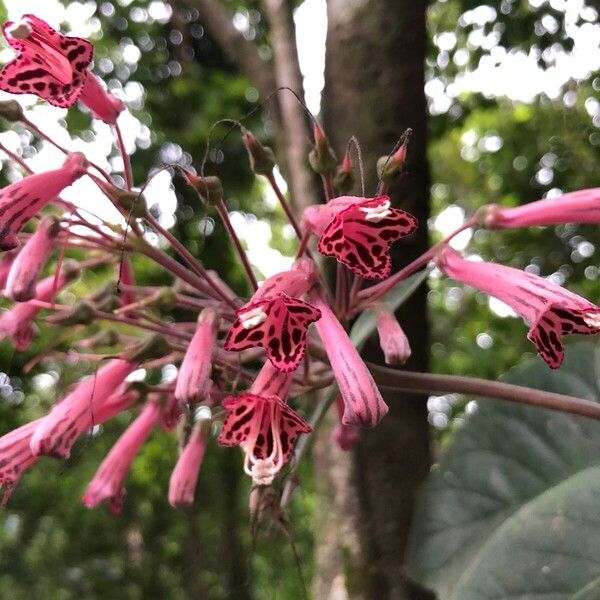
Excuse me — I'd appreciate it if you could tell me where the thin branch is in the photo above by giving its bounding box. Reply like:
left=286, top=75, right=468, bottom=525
left=369, top=364, right=600, bottom=421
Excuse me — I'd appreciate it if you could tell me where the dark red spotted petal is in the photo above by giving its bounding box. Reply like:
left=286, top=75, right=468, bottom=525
left=318, top=196, right=418, bottom=280
left=527, top=308, right=564, bottom=369
left=552, top=306, right=600, bottom=336
left=276, top=401, right=311, bottom=463
left=224, top=293, right=321, bottom=372
left=218, top=394, right=261, bottom=447
left=0, top=15, right=93, bottom=108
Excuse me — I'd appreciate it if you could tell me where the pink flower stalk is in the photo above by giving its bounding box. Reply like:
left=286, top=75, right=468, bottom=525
left=484, top=188, right=600, bottom=229
left=0, top=418, right=41, bottom=504
left=224, top=259, right=321, bottom=372
left=0, top=152, right=87, bottom=250
left=302, top=195, right=418, bottom=279
left=118, top=256, right=137, bottom=307
left=175, top=308, right=220, bottom=404
left=218, top=361, right=311, bottom=485
left=83, top=399, right=161, bottom=514
left=0, top=15, right=123, bottom=124
left=373, top=303, right=412, bottom=365
left=436, top=247, right=600, bottom=369
left=331, top=396, right=360, bottom=451
left=0, top=269, right=73, bottom=350
left=30, top=359, right=138, bottom=458
left=4, top=215, right=60, bottom=301
left=168, top=421, right=210, bottom=508
left=309, top=290, right=389, bottom=427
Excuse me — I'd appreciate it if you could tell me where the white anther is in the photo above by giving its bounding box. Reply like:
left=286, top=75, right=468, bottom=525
left=6, top=21, right=32, bottom=40
left=584, top=312, right=600, bottom=328
left=239, top=306, right=268, bottom=329
left=360, top=199, right=392, bottom=222
left=248, top=458, right=277, bottom=486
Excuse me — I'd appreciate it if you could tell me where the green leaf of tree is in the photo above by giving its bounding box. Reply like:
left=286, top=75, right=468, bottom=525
left=406, top=341, right=600, bottom=599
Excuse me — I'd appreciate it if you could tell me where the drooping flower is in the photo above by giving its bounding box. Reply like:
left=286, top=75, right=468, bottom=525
left=224, top=259, right=321, bottom=372
left=218, top=361, right=311, bottom=485
left=0, top=268, right=76, bottom=350
left=168, top=421, right=210, bottom=508
left=30, top=359, right=138, bottom=458
left=0, top=14, right=123, bottom=123
left=4, top=215, right=60, bottom=301
left=372, top=303, right=412, bottom=365
left=483, top=188, right=600, bottom=229
left=0, top=152, right=87, bottom=251
left=436, top=247, right=600, bottom=369
left=309, top=290, right=388, bottom=427
left=302, top=195, right=418, bottom=279
left=175, top=308, right=219, bottom=404
left=83, top=399, right=161, bottom=514
left=331, top=395, right=360, bottom=451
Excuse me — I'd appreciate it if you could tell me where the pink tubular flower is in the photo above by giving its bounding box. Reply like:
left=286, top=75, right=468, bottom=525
left=0, top=269, right=74, bottom=350
left=331, top=395, right=360, bottom=451
left=224, top=259, right=321, bottom=372
left=83, top=399, right=161, bottom=514
left=0, top=152, right=87, bottom=251
left=302, top=195, right=418, bottom=279
left=4, top=215, right=60, bottom=301
left=30, top=359, right=138, bottom=458
left=0, top=252, right=16, bottom=288
left=373, top=303, right=412, bottom=365
left=218, top=361, right=311, bottom=485
left=484, top=188, right=600, bottom=229
left=175, top=308, right=219, bottom=404
left=309, top=290, right=388, bottom=427
left=0, top=15, right=123, bottom=124
left=436, top=247, right=600, bottom=369
left=168, top=421, right=210, bottom=508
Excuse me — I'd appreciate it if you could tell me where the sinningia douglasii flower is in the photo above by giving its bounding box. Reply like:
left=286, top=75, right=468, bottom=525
left=0, top=11, right=599, bottom=515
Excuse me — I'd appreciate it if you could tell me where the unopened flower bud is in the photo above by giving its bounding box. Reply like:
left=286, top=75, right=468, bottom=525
left=100, top=182, right=147, bottom=218
left=372, top=303, right=412, bottom=365
left=333, top=151, right=355, bottom=194
left=78, top=329, right=120, bottom=349
left=47, top=301, right=95, bottom=326
left=183, top=172, right=223, bottom=206
left=377, top=143, right=408, bottom=186
left=0, top=99, right=24, bottom=122
left=242, top=128, right=276, bottom=175
left=308, top=123, right=337, bottom=175
left=123, top=333, right=171, bottom=363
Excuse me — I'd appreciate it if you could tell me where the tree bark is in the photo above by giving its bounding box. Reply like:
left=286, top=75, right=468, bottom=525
left=316, top=1, right=433, bottom=598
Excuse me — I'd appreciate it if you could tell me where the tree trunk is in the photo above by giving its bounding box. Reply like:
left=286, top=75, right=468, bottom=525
left=315, top=1, right=433, bottom=598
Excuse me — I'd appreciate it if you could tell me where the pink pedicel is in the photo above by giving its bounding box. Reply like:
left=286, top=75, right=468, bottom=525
left=0, top=152, right=87, bottom=251
left=168, top=422, right=209, bottom=508
left=4, top=215, right=60, bottom=301
left=302, top=195, right=418, bottom=279
left=30, top=359, right=137, bottom=458
left=309, top=290, right=388, bottom=427
left=218, top=361, right=310, bottom=485
left=82, top=399, right=161, bottom=514
left=436, top=247, right=600, bottom=369
left=224, top=260, right=321, bottom=372
left=484, top=188, right=600, bottom=229
left=175, top=308, right=220, bottom=404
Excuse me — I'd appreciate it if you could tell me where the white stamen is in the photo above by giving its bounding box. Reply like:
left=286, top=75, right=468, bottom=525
left=239, top=306, right=268, bottom=329
left=360, top=199, right=392, bottom=222
left=247, top=457, right=278, bottom=486
left=584, top=312, right=600, bottom=328
left=6, top=21, right=32, bottom=40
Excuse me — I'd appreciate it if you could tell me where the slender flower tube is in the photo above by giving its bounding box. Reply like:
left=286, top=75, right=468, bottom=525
left=373, top=303, right=412, bottom=365
left=168, top=421, right=210, bottom=508
left=83, top=399, right=161, bottom=514
left=302, top=195, right=418, bottom=279
left=218, top=361, right=311, bottom=485
left=436, top=247, right=600, bottom=369
left=484, top=188, right=600, bottom=229
left=224, top=259, right=321, bottom=372
left=0, top=251, right=16, bottom=288
left=0, top=15, right=123, bottom=123
left=30, top=359, right=138, bottom=458
left=0, top=152, right=87, bottom=250
left=331, top=396, right=360, bottom=451
left=4, top=215, right=60, bottom=301
left=175, top=308, right=219, bottom=405
left=309, top=290, right=389, bottom=427
left=0, top=268, right=74, bottom=350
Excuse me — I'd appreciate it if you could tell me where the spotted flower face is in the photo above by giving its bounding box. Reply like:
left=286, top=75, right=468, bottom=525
left=0, top=14, right=93, bottom=107
left=304, top=195, right=418, bottom=279
left=218, top=393, right=311, bottom=485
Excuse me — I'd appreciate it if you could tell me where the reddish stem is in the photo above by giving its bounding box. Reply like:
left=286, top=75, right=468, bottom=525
left=114, top=122, right=133, bottom=190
